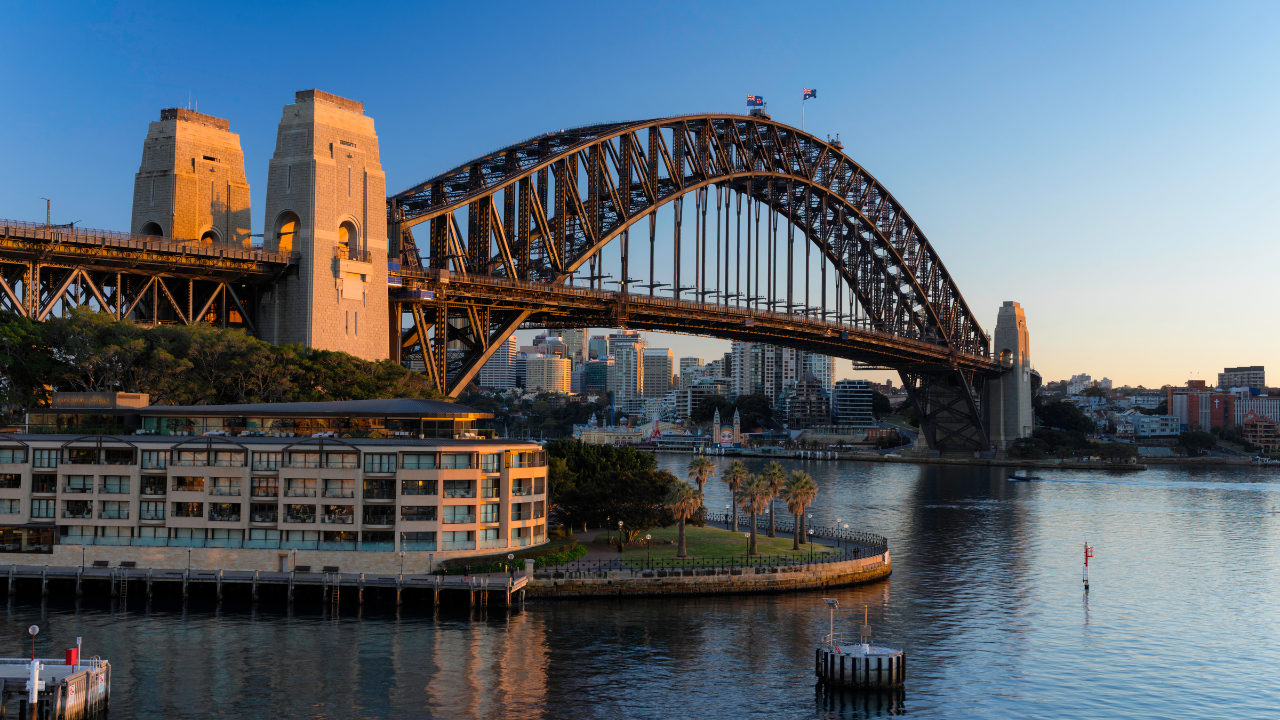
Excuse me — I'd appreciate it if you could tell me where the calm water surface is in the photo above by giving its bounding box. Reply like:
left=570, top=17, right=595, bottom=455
left=3, top=458, right=1277, bottom=719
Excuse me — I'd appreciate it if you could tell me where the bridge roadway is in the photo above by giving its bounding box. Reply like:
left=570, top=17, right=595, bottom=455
left=395, top=267, right=1006, bottom=374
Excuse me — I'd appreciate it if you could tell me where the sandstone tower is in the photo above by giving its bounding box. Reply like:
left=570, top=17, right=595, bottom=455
left=259, top=90, right=390, bottom=362
left=985, top=301, right=1034, bottom=452
left=130, top=108, right=251, bottom=244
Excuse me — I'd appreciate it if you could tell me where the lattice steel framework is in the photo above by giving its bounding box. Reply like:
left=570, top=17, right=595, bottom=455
left=388, top=114, right=1003, bottom=455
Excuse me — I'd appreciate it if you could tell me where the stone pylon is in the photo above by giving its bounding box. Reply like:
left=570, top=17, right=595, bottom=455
left=985, top=301, right=1033, bottom=452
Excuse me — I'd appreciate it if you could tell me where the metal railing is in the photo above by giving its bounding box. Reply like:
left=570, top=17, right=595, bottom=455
left=534, top=548, right=888, bottom=575
left=362, top=515, right=394, bottom=526
left=321, top=515, right=353, bottom=524
left=322, top=489, right=355, bottom=498
left=1, top=217, right=293, bottom=264
left=400, top=513, right=436, bottom=522
left=442, top=515, right=476, bottom=524
left=334, top=246, right=372, bottom=262
left=705, top=512, right=889, bottom=553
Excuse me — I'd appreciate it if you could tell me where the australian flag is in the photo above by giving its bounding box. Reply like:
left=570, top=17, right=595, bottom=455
left=747, top=94, right=764, bottom=107
left=803, top=88, right=818, bottom=99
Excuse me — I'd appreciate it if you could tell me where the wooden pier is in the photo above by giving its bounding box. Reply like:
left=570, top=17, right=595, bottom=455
left=0, top=657, right=109, bottom=719
left=1, top=564, right=527, bottom=608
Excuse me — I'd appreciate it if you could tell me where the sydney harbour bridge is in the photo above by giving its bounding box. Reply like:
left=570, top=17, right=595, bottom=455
left=0, top=106, right=1034, bottom=456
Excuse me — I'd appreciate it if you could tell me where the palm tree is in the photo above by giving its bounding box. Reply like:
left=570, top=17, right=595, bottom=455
left=762, top=461, right=786, bottom=538
left=721, top=460, right=748, bottom=531
left=783, top=470, right=818, bottom=550
left=687, top=455, right=714, bottom=496
left=665, top=482, right=703, bottom=558
left=738, top=474, right=772, bottom=556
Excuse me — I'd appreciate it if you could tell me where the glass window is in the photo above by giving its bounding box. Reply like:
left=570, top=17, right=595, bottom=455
left=141, top=476, right=167, bottom=495
left=251, top=477, right=279, bottom=497
left=99, top=501, right=129, bottom=519
left=0, top=449, right=26, bottom=464
left=171, top=502, right=203, bottom=518
left=440, top=530, right=474, bottom=550
left=176, top=450, right=207, bottom=466
left=285, top=478, right=316, bottom=497
left=480, top=453, right=501, bottom=472
left=363, top=478, right=394, bottom=499
left=364, top=454, right=397, bottom=473
left=64, top=475, right=93, bottom=493
left=401, top=453, right=437, bottom=470
left=211, top=451, right=244, bottom=467
left=511, top=526, right=531, bottom=546
left=141, top=450, right=168, bottom=469
left=362, top=508, right=394, bottom=525
left=511, top=503, right=530, bottom=521
left=440, top=453, right=472, bottom=469
left=63, top=448, right=96, bottom=464
left=323, top=479, right=355, bottom=498
left=209, top=503, right=241, bottom=522
left=32, top=474, right=56, bottom=494
left=210, top=478, right=241, bottom=496
left=326, top=453, right=358, bottom=469
left=250, top=503, right=278, bottom=523
left=102, top=448, right=134, bottom=465
left=63, top=500, right=92, bottom=519
left=30, top=499, right=54, bottom=518
left=401, top=479, right=437, bottom=496
left=101, top=476, right=129, bottom=494
left=480, top=503, right=500, bottom=523
left=400, top=505, right=437, bottom=521
left=288, top=452, right=321, bottom=469
left=512, top=477, right=532, bottom=496
left=534, top=477, right=546, bottom=495
left=284, top=505, right=316, bottom=523
left=481, top=477, right=500, bottom=498
left=443, top=480, right=475, bottom=498
left=33, top=450, right=58, bottom=468
left=510, top=451, right=546, bottom=468
left=402, top=531, right=436, bottom=551
left=534, top=500, right=545, bottom=519
left=442, top=505, right=475, bottom=524
left=0, top=500, right=19, bottom=514
left=252, top=452, right=282, bottom=471
left=322, top=505, right=353, bottom=524
left=172, top=476, right=204, bottom=492
left=0, top=474, right=20, bottom=489
left=140, top=501, right=165, bottom=520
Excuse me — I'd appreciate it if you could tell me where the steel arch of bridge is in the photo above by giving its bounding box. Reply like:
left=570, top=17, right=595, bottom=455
left=388, top=114, right=1005, bottom=454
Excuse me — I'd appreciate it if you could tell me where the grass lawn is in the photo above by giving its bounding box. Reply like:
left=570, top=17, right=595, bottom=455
left=597, top=524, right=836, bottom=562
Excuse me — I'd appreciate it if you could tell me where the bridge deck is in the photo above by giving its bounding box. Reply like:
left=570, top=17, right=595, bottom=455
left=396, top=268, right=1005, bottom=373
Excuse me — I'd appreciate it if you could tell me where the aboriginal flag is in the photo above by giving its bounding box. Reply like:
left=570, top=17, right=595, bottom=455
left=803, top=88, right=817, bottom=99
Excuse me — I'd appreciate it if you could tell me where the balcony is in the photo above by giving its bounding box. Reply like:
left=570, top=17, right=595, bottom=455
left=511, top=486, right=533, bottom=497
left=287, top=459, right=322, bottom=469
left=442, top=515, right=476, bottom=525
left=440, top=540, right=476, bottom=551
left=284, top=513, right=315, bottom=524
left=140, top=511, right=165, bottom=521
left=210, top=487, right=241, bottom=496
left=251, top=510, right=278, bottom=523
left=62, top=485, right=93, bottom=494
left=251, top=487, right=278, bottom=498
left=99, top=510, right=129, bottom=520
left=443, top=485, right=476, bottom=499
left=32, top=481, right=57, bottom=495
left=62, top=510, right=92, bottom=519
left=322, top=489, right=355, bottom=498
left=141, top=483, right=167, bottom=496
left=209, top=510, right=241, bottom=522
left=172, top=481, right=204, bottom=492
left=334, top=245, right=372, bottom=262
left=284, top=488, right=316, bottom=498
left=400, top=511, right=436, bottom=522
left=321, top=514, right=353, bottom=525
left=362, top=514, right=394, bottom=527
left=511, top=511, right=530, bottom=521
left=480, top=538, right=508, bottom=549
left=363, top=484, right=395, bottom=500
left=512, top=535, right=531, bottom=547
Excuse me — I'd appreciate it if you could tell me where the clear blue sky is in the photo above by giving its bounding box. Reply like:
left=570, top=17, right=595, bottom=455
left=2, top=1, right=1277, bottom=387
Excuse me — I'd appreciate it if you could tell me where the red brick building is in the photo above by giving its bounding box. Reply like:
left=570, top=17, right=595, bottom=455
left=1167, top=380, right=1234, bottom=431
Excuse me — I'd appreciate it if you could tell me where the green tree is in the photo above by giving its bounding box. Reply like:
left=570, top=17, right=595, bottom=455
left=1082, top=386, right=1108, bottom=399
left=691, top=394, right=734, bottom=424
left=665, top=481, right=702, bottom=558
left=721, top=460, right=748, bottom=531
left=871, top=391, right=893, bottom=418
left=1178, top=431, right=1216, bottom=456
left=732, top=394, right=775, bottom=431
left=1037, top=399, right=1096, bottom=433
left=686, top=455, right=714, bottom=495
left=761, top=461, right=786, bottom=538
left=783, top=470, right=818, bottom=550
left=738, top=474, right=772, bottom=556
left=1098, top=442, right=1137, bottom=461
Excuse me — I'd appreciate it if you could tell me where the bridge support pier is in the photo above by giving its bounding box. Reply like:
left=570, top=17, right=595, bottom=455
left=984, top=301, right=1034, bottom=454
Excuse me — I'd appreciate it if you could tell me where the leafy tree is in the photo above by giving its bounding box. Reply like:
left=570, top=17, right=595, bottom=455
left=1082, top=386, right=1108, bottom=399
left=732, top=394, right=775, bottom=431
left=665, top=482, right=702, bottom=558
left=761, top=461, right=786, bottom=538
left=1178, top=431, right=1217, bottom=456
left=544, top=438, right=657, bottom=529
left=874, top=433, right=910, bottom=449
left=1137, top=400, right=1168, bottom=416
left=1037, top=399, right=1096, bottom=433
left=871, top=391, right=893, bottom=418
left=738, top=474, right=772, bottom=556
left=782, top=470, right=817, bottom=550
left=1098, top=443, right=1137, bottom=461
left=589, top=469, right=679, bottom=543
left=898, top=402, right=920, bottom=428
left=1008, top=436, right=1050, bottom=459
left=691, top=394, right=734, bottom=424
left=721, top=460, right=748, bottom=531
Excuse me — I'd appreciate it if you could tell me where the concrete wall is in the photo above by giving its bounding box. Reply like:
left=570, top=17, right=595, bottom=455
left=527, top=551, right=890, bottom=598
left=46, top=544, right=493, bottom=574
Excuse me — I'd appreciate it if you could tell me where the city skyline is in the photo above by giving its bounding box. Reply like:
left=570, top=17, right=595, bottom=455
left=2, top=2, right=1278, bottom=386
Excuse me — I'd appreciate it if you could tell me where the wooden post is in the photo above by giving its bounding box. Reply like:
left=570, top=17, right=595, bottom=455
left=41, top=566, right=47, bottom=598
left=76, top=571, right=82, bottom=597
left=252, top=570, right=259, bottom=601
left=146, top=569, right=152, bottom=599
left=287, top=571, right=294, bottom=603
left=8, top=564, right=14, bottom=596
left=358, top=573, right=364, bottom=605
left=182, top=569, right=188, bottom=600
left=396, top=574, right=402, bottom=606
left=216, top=569, right=222, bottom=601
left=109, top=569, right=117, bottom=598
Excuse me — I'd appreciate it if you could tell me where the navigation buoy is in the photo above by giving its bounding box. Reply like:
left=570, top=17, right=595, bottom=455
left=814, top=600, right=905, bottom=690
left=1083, top=542, right=1094, bottom=590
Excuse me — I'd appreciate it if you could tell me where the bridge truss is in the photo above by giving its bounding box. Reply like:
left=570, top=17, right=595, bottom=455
left=388, top=114, right=1007, bottom=454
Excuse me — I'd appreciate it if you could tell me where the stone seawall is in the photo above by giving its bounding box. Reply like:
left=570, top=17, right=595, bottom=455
left=526, top=552, right=891, bottom=599
left=46, top=546, right=441, bottom=574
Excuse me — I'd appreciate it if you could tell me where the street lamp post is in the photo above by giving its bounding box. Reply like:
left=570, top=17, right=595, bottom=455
left=808, top=529, right=815, bottom=560
left=617, top=520, right=624, bottom=557
left=744, top=532, right=750, bottom=563
left=37, top=198, right=49, bottom=227
left=645, top=534, right=651, bottom=566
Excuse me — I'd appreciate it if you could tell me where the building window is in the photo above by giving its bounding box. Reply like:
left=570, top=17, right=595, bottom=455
left=480, top=453, right=501, bottom=472
left=443, top=480, right=475, bottom=498
left=176, top=451, right=208, bottom=467
left=480, top=503, right=500, bottom=523
left=99, top=501, right=129, bottom=520
left=326, top=453, right=357, bottom=469
left=323, top=479, right=355, bottom=498
left=402, top=531, right=436, bottom=551
left=101, top=476, right=129, bottom=494
left=0, top=449, right=26, bottom=464
left=534, top=477, right=546, bottom=495
left=251, top=477, right=279, bottom=497
left=0, top=500, right=19, bottom=515
left=172, top=502, right=203, bottom=518
left=511, top=503, right=530, bottom=521
left=284, top=505, right=316, bottom=523
left=33, top=450, right=58, bottom=468
left=362, top=508, right=393, bottom=526
left=442, top=505, right=475, bottom=524
left=64, top=475, right=93, bottom=494
left=209, top=503, right=241, bottom=522
left=322, top=505, right=353, bottom=524
left=64, top=500, right=93, bottom=519
left=511, top=526, right=531, bottom=547
left=481, top=477, right=500, bottom=499
left=285, top=478, right=317, bottom=497
left=479, top=527, right=504, bottom=549
left=401, top=479, right=437, bottom=496
left=140, top=502, right=165, bottom=520
left=253, top=452, right=282, bottom=471
left=400, top=505, right=437, bottom=522
left=338, top=221, right=358, bottom=258
left=0, top=474, right=19, bottom=489
left=440, top=453, right=473, bottom=469
left=288, top=452, right=321, bottom=469
left=30, top=500, right=54, bottom=519
left=509, top=451, right=546, bottom=468
left=172, top=477, right=204, bottom=492
left=211, top=451, right=245, bottom=467
left=32, top=475, right=56, bottom=494
left=211, top=478, right=241, bottom=496
left=141, top=477, right=166, bottom=496
left=363, top=478, right=394, bottom=499
left=141, top=450, right=168, bottom=469
left=511, top=478, right=532, bottom=497
left=440, top=530, right=474, bottom=551
left=401, top=453, right=437, bottom=470
left=534, top=500, right=545, bottom=519
left=250, top=503, right=278, bottom=523
left=364, top=454, right=397, bottom=473
left=102, top=448, right=134, bottom=465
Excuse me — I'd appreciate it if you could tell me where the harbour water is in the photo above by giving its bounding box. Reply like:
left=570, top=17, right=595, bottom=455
left=1, top=457, right=1276, bottom=719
